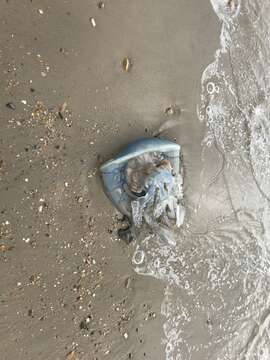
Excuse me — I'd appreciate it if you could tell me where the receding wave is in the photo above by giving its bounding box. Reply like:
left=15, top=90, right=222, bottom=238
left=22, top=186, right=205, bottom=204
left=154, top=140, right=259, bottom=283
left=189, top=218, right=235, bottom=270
left=133, top=1, right=270, bottom=359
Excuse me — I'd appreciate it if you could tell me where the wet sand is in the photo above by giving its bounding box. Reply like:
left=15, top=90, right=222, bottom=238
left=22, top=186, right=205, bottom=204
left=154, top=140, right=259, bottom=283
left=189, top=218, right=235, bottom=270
left=0, top=1, right=219, bottom=359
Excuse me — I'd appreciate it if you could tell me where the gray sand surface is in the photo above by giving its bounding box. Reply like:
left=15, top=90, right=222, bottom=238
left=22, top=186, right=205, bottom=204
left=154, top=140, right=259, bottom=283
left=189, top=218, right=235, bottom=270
left=0, top=1, right=219, bottom=359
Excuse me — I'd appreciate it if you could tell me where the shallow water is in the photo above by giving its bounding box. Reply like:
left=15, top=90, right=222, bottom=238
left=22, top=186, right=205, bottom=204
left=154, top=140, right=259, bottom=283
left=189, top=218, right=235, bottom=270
left=133, top=1, right=270, bottom=359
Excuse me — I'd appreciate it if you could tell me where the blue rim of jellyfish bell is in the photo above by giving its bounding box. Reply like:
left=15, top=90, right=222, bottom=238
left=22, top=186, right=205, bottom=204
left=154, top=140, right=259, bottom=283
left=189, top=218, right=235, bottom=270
left=100, top=137, right=181, bottom=217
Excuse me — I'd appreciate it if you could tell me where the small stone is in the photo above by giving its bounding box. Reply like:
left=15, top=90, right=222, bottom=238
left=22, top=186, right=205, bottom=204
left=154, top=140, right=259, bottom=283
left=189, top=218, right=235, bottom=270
left=38, top=9, right=44, bottom=15
left=98, top=1, right=105, bottom=8
left=6, top=102, right=16, bottom=110
left=21, top=100, right=27, bottom=105
left=77, top=196, right=83, bottom=203
left=165, top=106, right=174, bottom=115
left=123, top=332, right=129, bottom=339
left=0, top=244, right=8, bottom=253
left=149, top=311, right=156, bottom=319
left=90, top=17, right=96, bottom=27
left=164, top=105, right=181, bottom=116
left=80, top=318, right=90, bottom=330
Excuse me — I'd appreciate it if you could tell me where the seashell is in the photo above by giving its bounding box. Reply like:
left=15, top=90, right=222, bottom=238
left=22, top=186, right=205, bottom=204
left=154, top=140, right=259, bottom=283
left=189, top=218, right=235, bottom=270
left=122, top=57, right=132, bottom=72
left=90, top=17, right=96, bottom=28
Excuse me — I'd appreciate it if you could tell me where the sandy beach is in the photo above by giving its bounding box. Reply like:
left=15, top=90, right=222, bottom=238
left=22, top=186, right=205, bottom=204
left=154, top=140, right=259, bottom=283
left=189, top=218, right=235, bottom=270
left=0, top=1, right=220, bottom=359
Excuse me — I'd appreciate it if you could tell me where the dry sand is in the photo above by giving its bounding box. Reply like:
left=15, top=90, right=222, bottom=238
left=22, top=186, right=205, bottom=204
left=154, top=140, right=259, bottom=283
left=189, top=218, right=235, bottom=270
left=0, top=1, right=219, bottom=359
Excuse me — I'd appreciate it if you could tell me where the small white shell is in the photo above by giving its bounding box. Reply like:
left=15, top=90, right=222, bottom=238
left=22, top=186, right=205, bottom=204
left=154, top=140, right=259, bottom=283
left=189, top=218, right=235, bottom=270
left=90, top=17, right=96, bottom=28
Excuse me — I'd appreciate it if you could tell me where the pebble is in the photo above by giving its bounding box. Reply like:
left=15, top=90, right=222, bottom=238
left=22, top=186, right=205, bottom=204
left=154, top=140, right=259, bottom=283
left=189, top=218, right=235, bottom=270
left=98, top=1, right=105, bottom=9
left=0, top=244, right=8, bottom=253
left=38, top=9, right=44, bottom=15
left=80, top=316, right=91, bottom=330
left=76, top=196, right=83, bottom=203
left=165, top=106, right=174, bottom=115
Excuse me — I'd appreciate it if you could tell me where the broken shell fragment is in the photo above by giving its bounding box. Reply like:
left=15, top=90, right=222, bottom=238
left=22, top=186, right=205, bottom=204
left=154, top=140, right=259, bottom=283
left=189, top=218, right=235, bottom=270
left=6, top=102, right=16, bottom=110
left=66, top=350, right=76, bottom=360
left=122, top=57, right=132, bottom=72
left=228, top=0, right=236, bottom=11
left=58, top=101, right=67, bottom=118
left=90, top=17, right=96, bottom=28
